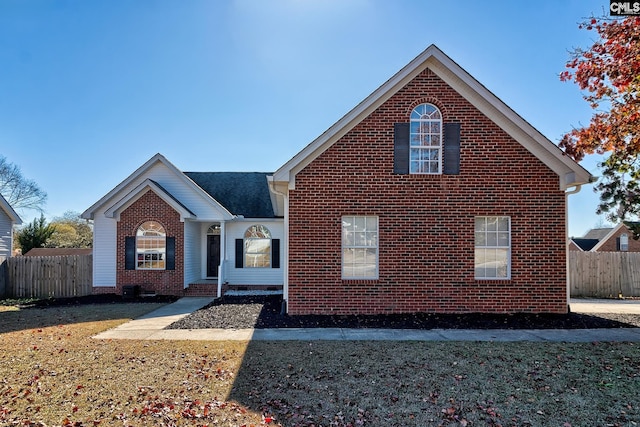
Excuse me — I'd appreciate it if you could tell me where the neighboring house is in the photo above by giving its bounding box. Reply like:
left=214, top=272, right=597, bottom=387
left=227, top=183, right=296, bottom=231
left=85, top=45, right=592, bottom=314
left=82, top=156, right=284, bottom=297
left=0, top=193, right=22, bottom=259
left=23, top=248, right=93, bottom=256
left=570, top=223, right=640, bottom=252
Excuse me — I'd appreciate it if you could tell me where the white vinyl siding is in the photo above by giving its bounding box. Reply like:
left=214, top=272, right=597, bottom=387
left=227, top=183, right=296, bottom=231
left=0, top=209, right=13, bottom=258
left=91, top=215, right=117, bottom=287
left=224, top=220, right=284, bottom=285
left=183, top=221, right=201, bottom=287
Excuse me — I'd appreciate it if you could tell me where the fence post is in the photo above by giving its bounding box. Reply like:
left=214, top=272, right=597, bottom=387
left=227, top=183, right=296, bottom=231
left=0, top=256, right=6, bottom=298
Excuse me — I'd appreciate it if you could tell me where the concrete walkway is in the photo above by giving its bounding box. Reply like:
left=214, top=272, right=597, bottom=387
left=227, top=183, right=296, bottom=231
left=92, top=297, right=640, bottom=342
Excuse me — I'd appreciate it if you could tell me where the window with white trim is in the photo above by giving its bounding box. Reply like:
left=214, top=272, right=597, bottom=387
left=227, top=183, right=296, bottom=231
left=244, top=225, right=272, bottom=268
left=475, top=216, right=510, bottom=279
left=342, top=216, right=378, bottom=279
left=410, top=103, right=442, bottom=174
left=136, top=221, right=166, bottom=269
left=620, top=233, right=629, bottom=251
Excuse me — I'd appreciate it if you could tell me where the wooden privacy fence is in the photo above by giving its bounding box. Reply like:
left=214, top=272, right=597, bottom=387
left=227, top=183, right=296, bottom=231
left=0, top=255, right=92, bottom=299
left=570, top=251, right=640, bottom=298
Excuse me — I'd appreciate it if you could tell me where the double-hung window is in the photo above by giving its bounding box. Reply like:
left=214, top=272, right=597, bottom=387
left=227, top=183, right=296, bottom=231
left=620, top=233, right=629, bottom=251
left=342, top=216, right=378, bottom=279
left=474, top=216, right=510, bottom=279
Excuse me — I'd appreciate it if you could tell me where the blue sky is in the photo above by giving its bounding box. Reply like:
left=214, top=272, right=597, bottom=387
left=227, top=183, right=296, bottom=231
left=0, top=0, right=613, bottom=236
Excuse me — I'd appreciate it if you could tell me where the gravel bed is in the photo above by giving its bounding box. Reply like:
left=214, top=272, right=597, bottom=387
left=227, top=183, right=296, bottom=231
left=165, top=295, right=640, bottom=330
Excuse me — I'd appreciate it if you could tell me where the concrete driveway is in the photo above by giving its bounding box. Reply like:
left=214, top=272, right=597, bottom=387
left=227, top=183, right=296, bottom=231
left=570, top=298, right=640, bottom=314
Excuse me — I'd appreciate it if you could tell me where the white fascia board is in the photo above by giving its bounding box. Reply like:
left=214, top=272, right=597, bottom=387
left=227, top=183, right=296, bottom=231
left=590, top=223, right=627, bottom=252
left=272, top=47, right=440, bottom=188
left=0, top=194, right=22, bottom=224
left=82, top=153, right=234, bottom=220
left=83, top=153, right=173, bottom=219
left=273, top=45, right=593, bottom=191
left=426, top=54, right=593, bottom=190
left=104, top=179, right=197, bottom=222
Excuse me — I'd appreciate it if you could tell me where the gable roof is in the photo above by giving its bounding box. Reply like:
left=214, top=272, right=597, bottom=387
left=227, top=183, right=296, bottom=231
left=590, top=223, right=631, bottom=252
left=583, top=227, right=614, bottom=240
left=103, top=179, right=198, bottom=221
left=273, top=44, right=593, bottom=190
left=185, top=172, right=277, bottom=218
left=0, top=193, right=22, bottom=225
left=570, top=238, right=600, bottom=251
left=82, top=154, right=234, bottom=221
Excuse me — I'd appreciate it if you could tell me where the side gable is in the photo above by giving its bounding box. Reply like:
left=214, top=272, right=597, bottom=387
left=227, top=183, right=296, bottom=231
left=273, top=44, right=592, bottom=190
left=570, top=238, right=599, bottom=251
left=104, top=179, right=197, bottom=221
left=591, top=223, right=634, bottom=252
left=0, top=193, right=22, bottom=225
left=82, top=153, right=234, bottom=221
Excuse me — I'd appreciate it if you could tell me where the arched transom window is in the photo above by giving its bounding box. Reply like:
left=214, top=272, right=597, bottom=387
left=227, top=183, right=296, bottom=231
left=244, top=225, right=271, bottom=268
left=410, top=103, right=442, bottom=174
left=136, top=221, right=166, bottom=269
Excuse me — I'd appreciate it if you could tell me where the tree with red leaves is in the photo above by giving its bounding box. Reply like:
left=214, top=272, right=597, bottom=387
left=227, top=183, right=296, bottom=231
left=560, top=16, right=640, bottom=236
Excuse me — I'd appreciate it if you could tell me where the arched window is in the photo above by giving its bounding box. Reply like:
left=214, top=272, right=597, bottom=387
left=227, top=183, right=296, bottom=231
left=244, top=225, right=271, bottom=268
left=136, top=221, right=166, bottom=269
left=410, top=103, right=442, bottom=174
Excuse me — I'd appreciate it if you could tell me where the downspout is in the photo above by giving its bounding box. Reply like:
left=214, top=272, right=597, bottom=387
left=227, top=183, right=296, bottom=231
left=565, top=184, right=583, bottom=312
left=268, top=178, right=289, bottom=314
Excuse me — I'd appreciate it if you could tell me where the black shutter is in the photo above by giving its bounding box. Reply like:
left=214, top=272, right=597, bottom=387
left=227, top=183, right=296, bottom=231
left=125, top=236, right=136, bottom=270
left=443, top=122, right=461, bottom=175
left=166, top=237, right=175, bottom=270
left=271, top=239, right=280, bottom=269
left=393, top=123, right=410, bottom=174
left=235, top=239, right=244, bottom=268
left=616, top=237, right=621, bottom=251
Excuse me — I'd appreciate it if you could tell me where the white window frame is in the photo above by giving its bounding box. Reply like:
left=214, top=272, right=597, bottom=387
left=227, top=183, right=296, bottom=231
left=136, top=221, right=166, bottom=270
left=620, top=233, right=629, bottom=251
left=410, top=103, right=442, bottom=174
left=474, top=216, right=511, bottom=280
left=244, top=224, right=272, bottom=268
left=342, top=216, right=379, bottom=279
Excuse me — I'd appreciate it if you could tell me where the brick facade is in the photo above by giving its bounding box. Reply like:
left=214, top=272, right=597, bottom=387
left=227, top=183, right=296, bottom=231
left=596, top=226, right=640, bottom=252
left=287, top=68, right=568, bottom=315
left=116, top=190, right=185, bottom=295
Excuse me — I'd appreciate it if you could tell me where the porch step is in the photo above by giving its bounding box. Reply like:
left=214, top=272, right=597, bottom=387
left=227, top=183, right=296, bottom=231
left=184, top=282, right=217, bottom=297
left=225, top=290, right=283, bottom=296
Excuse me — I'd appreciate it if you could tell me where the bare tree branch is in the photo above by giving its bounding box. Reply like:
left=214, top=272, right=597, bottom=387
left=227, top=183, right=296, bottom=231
left=0, top=155, right=47, bottom=214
